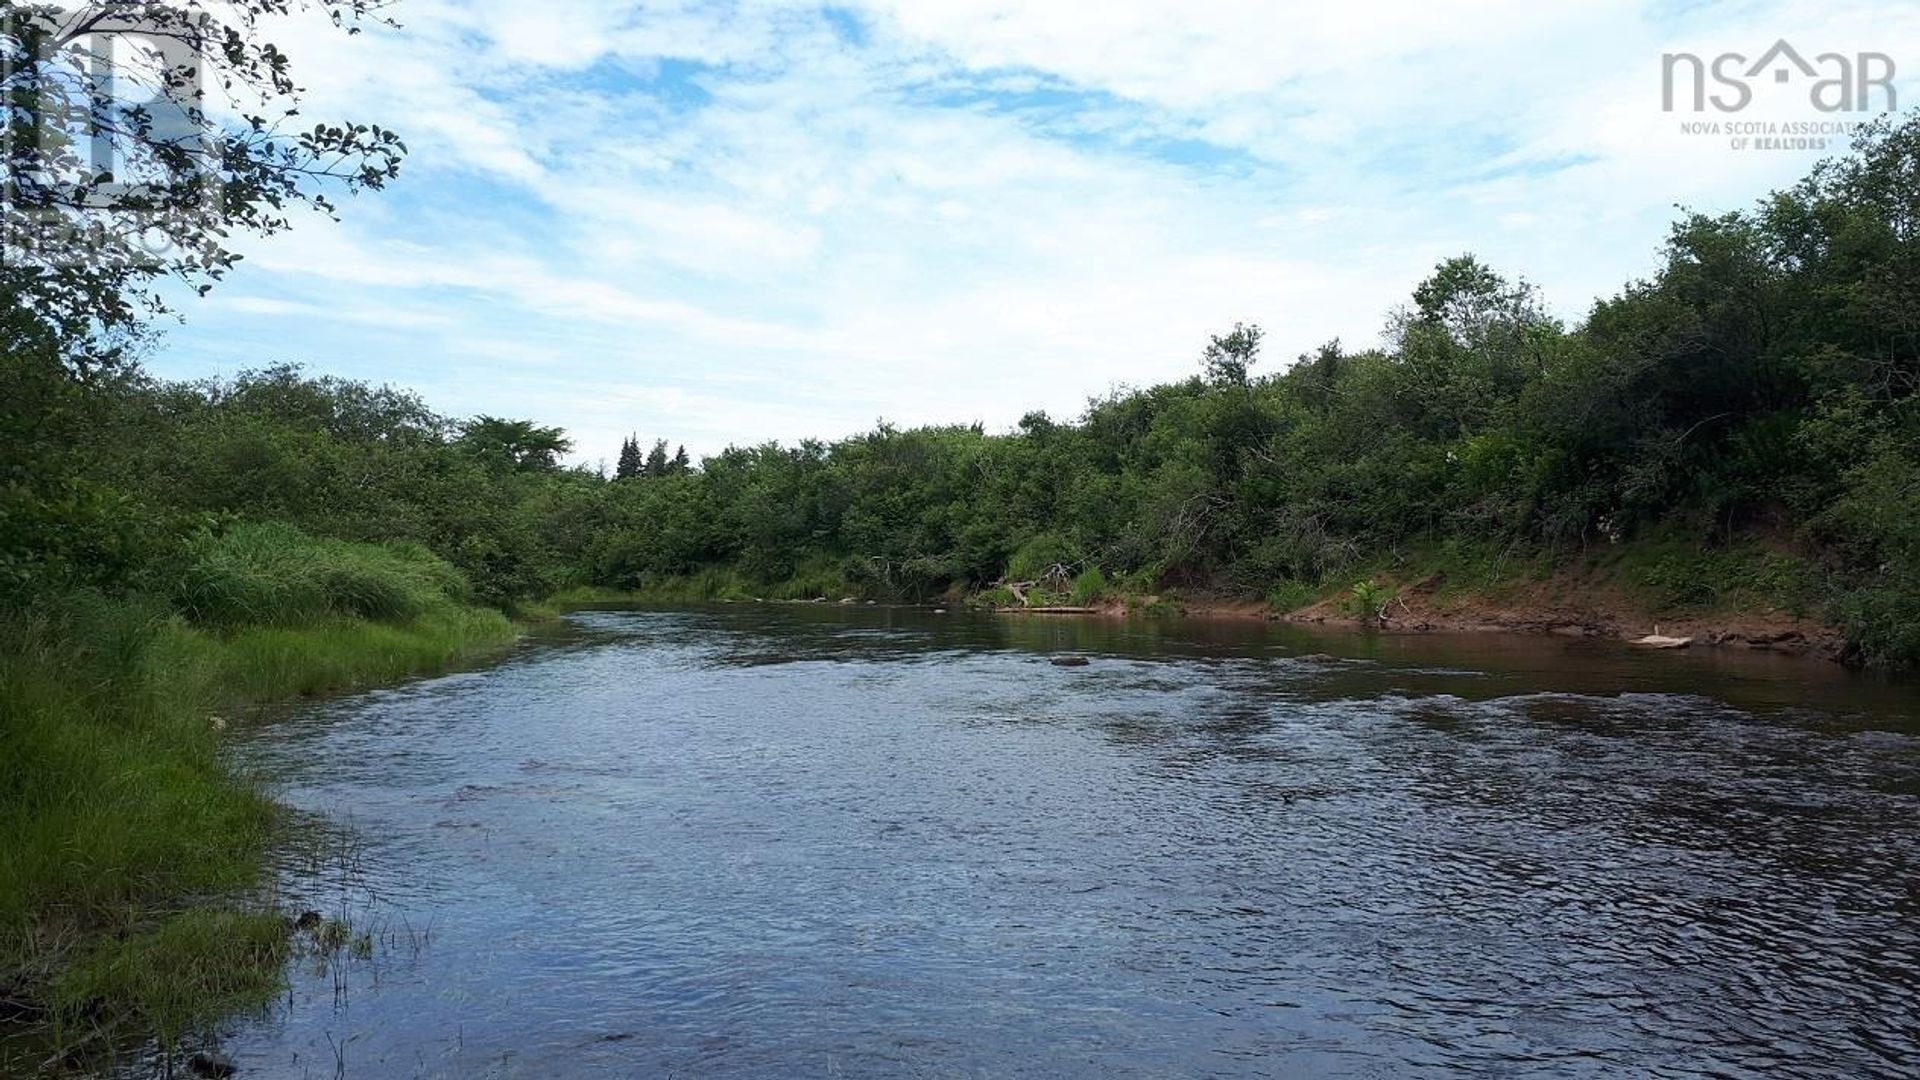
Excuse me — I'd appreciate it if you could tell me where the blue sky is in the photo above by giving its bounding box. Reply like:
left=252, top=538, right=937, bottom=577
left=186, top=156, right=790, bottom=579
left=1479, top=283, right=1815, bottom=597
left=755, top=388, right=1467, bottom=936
left=155, top=0, right=1917, bottom=468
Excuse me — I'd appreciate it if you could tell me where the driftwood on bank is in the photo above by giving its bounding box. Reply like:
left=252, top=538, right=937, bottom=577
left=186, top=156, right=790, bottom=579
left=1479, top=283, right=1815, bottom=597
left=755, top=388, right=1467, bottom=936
left=996, top=562, right=1079, bottom=609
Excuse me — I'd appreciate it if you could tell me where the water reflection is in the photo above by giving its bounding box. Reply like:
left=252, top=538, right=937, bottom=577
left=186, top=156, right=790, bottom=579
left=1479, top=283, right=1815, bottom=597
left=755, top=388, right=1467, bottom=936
left=156, top=608, right=1920, bottom=1075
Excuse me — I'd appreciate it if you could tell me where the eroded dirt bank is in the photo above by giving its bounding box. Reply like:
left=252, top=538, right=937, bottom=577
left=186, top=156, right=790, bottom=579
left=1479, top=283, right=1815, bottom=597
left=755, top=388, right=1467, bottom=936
left=997, top=576, right=1852, bottom=664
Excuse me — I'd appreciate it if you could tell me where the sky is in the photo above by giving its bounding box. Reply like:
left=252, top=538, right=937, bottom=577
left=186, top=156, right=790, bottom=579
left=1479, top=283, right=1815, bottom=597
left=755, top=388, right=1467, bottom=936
left=148, top=0, right=1919, bottom=468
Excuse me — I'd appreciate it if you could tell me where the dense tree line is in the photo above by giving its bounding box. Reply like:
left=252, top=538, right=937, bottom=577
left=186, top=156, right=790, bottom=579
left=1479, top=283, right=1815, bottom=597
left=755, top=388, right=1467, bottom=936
left=4, top=116, right=1917, bottom=664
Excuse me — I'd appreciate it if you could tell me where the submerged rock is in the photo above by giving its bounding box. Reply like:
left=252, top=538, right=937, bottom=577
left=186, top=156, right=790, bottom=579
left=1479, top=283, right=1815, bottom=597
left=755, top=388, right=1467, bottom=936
left=188, top=1050, right=237, bottom=1078
left=1051, top=656, right=1091, bottom=667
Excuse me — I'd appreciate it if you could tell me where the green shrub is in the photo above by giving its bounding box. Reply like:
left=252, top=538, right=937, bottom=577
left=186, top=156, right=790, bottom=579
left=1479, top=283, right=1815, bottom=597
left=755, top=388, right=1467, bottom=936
left=977, top=585, right=1018, bottom=608
left=1832, top=580, right=1920, bottom=668
left=1070, top=567, right=1109, bottom=605
left=167, top=523, right=471, bottom=626
left=1347, top=579, right=1394, bottom=623
left=774, top=555, right=850, bottom=602
left=1006, top=532, right=1080, bottom=582
left=1131, top=594, right=1180, bottom=617
left=1619, top=543, right=1818, bottom=616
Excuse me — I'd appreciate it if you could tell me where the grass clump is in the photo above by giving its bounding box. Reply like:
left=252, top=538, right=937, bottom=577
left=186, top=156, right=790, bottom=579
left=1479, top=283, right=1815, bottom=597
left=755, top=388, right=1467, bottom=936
left=1070, top=567, right=1110, bottom=605
left=168, top=523, right=470, bottom=626
left=51, top=909, right=290, bottom=1052
left=1264, top=579, right=1321, bottom=612
left=0, top=598, right=276, bottom=943
left=197, top=608, right=514, bottom=701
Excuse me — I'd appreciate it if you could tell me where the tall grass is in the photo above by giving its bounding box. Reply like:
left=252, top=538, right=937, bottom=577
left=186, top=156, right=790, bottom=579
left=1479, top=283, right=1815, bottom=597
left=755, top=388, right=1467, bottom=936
left=0, top=524, right=516, bottom=1061
left=167, top=523, right=472, bottom=626
left=0, top=597, right=275, bottom=942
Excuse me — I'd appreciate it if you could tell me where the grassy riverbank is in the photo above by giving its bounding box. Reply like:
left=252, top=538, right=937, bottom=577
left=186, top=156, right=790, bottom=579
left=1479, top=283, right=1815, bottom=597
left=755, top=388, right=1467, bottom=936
left=0, top=528, right=516, bottom=1064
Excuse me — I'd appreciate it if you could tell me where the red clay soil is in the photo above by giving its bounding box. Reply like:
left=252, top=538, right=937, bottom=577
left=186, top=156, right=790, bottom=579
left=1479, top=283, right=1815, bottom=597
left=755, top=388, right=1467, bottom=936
left=1271, top=570, right=1850, bottom=663
left=988, top=572, right=1850, bottom=663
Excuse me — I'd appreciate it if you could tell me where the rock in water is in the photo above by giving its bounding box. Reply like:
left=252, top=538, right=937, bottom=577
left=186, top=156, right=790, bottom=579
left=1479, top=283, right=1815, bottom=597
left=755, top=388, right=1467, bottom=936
left=1051, top=656, right=1091, bottom=667
left=189, top=1051, right=237, bottom=1078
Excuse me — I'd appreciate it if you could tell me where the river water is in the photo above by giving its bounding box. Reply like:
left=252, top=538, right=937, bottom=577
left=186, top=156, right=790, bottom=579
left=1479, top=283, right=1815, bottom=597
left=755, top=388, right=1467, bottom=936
left=213, top=605, right=1916, bottom=1078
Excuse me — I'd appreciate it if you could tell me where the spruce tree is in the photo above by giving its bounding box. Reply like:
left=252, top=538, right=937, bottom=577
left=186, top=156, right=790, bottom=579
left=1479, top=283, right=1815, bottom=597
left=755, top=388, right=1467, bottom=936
left=616, top=435, right=644, bottom=480
left=671, top=445, right=691, bottom=474
left=645, top=439, right=670, bottom=478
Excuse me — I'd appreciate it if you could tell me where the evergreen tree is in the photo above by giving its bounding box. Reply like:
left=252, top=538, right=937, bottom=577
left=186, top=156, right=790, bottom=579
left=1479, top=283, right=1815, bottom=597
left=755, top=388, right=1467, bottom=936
left=645, top=439, right=670, bottom=478
left=615, top=435, right=645, bottom=480
left=671, top=445, right=691, bottom=474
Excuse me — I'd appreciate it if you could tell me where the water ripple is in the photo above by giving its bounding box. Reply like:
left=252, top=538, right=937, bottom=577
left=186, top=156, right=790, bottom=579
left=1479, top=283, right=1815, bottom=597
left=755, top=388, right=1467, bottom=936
left=214, top=607, right=1920, bottom=1079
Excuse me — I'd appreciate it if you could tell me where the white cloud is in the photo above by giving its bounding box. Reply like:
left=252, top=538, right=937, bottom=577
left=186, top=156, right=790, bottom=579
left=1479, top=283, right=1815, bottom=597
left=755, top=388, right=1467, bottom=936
left=153, top=0, right=1920, bottom=462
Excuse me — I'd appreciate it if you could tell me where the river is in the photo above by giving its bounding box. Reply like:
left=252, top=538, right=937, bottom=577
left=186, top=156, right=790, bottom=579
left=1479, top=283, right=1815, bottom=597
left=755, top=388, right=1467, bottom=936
left=212, top=605, right=1916, bottom=1078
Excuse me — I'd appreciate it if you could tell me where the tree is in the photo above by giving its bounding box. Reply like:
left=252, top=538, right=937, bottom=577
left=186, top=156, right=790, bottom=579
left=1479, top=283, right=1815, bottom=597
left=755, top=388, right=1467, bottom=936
left=1391, top=256, right=1556, bottom=438
left=1202, top=322, right=1263, bottom=385
left=645, top=439, right=669, bottom=478
left=0, top=0, right=406, bottom=363
left=459, top=416, right=571, bottom=474
left=615, top=435, right=644, bottom=480
left=671, top=444, right=690, bottom=474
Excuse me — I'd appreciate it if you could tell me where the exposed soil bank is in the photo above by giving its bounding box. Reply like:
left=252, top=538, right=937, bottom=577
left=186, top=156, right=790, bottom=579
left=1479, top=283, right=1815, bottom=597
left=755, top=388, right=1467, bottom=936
left=1193, top=577, right=1843, bottom=663
left=989, top=575, right=1849, bottom=663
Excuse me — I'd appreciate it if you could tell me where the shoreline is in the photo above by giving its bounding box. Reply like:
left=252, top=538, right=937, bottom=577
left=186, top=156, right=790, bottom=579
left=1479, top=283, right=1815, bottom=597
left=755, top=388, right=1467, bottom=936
left=1271, top=605, right=1848, bottom=663
left=587, top=581, right=1854, bottom=666
left=988, top=590, right=1852, bottom=665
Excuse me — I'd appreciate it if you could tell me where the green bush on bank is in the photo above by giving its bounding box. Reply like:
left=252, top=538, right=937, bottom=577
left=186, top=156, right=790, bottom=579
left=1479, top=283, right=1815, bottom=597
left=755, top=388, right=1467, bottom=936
left=1071, top=567, right=1110, bottom=605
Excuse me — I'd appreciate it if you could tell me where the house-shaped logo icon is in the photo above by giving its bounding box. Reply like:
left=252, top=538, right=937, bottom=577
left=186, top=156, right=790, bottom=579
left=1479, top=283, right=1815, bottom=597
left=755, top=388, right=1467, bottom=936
left=1746, top=39, right=1819, bottom=83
